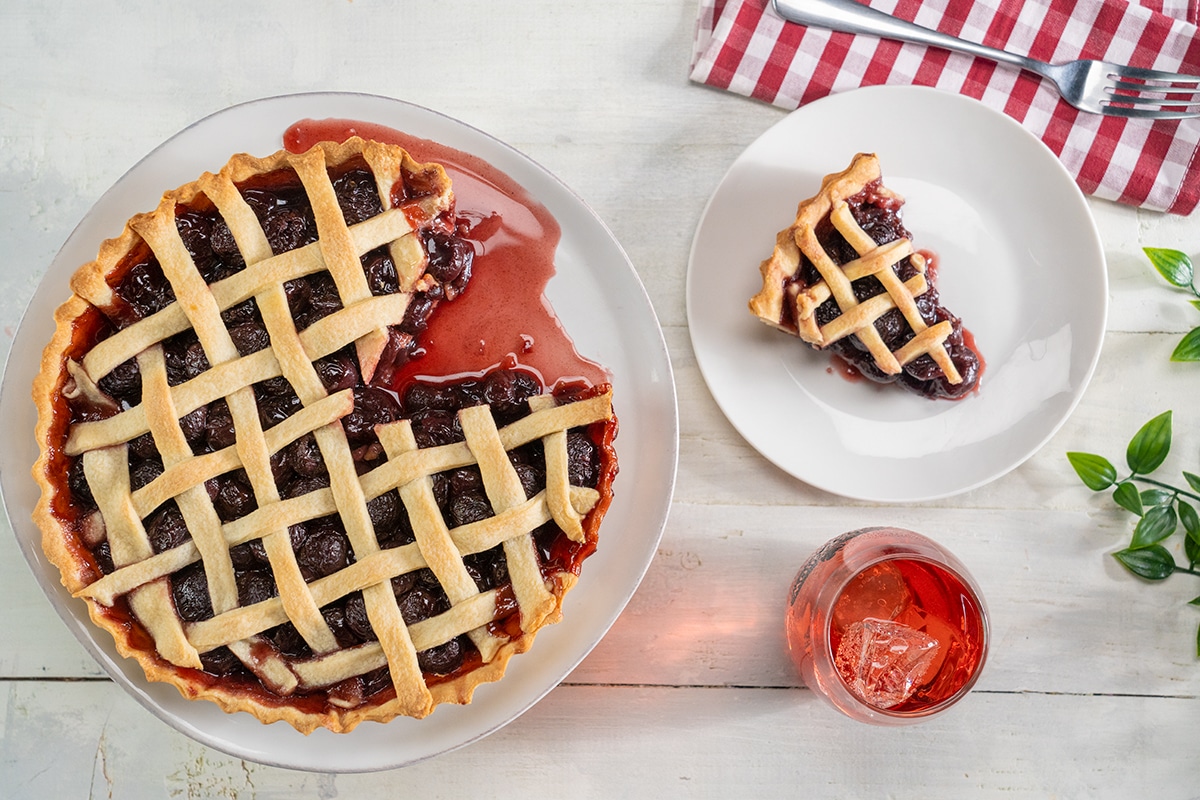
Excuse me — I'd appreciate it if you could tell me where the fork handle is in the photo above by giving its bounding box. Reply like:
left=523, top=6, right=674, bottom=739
left=771, top=0, right=1038, bottom=73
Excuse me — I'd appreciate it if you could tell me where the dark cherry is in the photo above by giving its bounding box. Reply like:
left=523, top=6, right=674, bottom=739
left=93, top=541, right=114, bottom=575
left=399, top=294, right=434, bottom=335
left=322, top=603, right=359, bottom=648
left=366, top=488, right=400, bottom=531
left=430, top=472, right=451, bottom=514
left=97, top=358, right=141, bottom=402
left=129, top=432, right=159, bottom=461
left=484, top=369, right=540, bottom=423
left=179, top=406, right=208, bottom=446
left=448, top=467, right=484, bottom=495
left=263, top=208, right=316, bottom=255
left=283, top=277, right=313, bottom=320
left=402, top=382, right=457, bottom=413
left=199, top=646, right=243, bottom=676
left=163, top=333, right=211, bottom=385
left=172, top=564, right=214, bottom=622
left=361, top=667, right=391, bottom=696
left=229, top=539, right=269, bottom=570
left=209, top=218, right=244, bottom=268
left=464, top=547, right=509, bottom=592
left=363, top=249, right=399, bottom=296
left=409, top=409, right=463, bottom=449
left=229, top=322, right=270, bottom=356
left=148, top=504, right=189, bottom=553
left=314, top=350, right=358, bottom=393
left=116, top=259, right=175, bottom=320
left=424, top=230, right=474, bottom=286
left=129, top=459, right=164, bottom=492
left=68, top=458, right=95, bottom=507
left=257, top=390, right=302, bottom=430
left=297, top=530, right=350, bottom=581
left=236, top=570, right=277, bottom=606
left=211, top=472, right=256, bottom=522
left=332, top=167, right=383, bottom=225
left=449, top=492, right=493, bottom=527
left=566, top=431, right=599, bottom=487
left=418, top=636, right=465, bottom=675
left=302, top=272, right=343, bottom=328
left=391, top=571, right=418, bottom=597
left=288, top=433, right=326, bottom=477
left=513, top=462, right=542, bottom=499
left=204, top=399, right=236, bottom=452
left=285, top=473, right=331, bottom=500
left=343, top=386, right=401, bottom=444
left=221, top=299, right=260, bottom=327
left=344, top=592, right=376, bottom=641
left=397, top=586, right=441, bottom=625
left=271, top=623, right=311, bottom=658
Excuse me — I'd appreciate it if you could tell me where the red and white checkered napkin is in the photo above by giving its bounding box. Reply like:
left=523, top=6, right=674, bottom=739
left=691, top=0, right=1200, bottom=214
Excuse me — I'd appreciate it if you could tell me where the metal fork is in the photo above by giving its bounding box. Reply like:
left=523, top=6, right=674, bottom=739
left=772, top=0, right=1200, bottom=119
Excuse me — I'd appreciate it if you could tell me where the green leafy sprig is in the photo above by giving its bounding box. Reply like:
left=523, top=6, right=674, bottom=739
left=1143, top=247, right=1200, bottom=361
left=1068, top=411, right=1200, bottom=654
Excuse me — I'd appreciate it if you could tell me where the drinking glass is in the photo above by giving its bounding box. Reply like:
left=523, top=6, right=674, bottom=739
left=785, top=527, right=989, bottom=724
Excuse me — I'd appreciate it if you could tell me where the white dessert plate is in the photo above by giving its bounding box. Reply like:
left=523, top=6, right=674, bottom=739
left=687, top=85, right=1107, bottom=502
left=0, top=92, right=678, bottom=772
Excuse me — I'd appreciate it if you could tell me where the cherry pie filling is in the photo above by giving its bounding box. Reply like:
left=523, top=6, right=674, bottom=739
left=784, top=180, right=980, bottom=400
left=44, top=155, right=616, bottom=712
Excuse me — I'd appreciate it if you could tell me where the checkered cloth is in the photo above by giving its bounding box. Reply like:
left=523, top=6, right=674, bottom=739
left=691, top=0, right=1200, bottom=214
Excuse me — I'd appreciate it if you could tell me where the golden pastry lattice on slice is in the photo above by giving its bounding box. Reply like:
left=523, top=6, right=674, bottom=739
left=31, top=137, right=618, bottom=732
left=749, top=152, right=981, bottom=400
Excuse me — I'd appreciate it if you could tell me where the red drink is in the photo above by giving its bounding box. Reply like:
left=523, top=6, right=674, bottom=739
left=786, top=528, right=988, bottom=724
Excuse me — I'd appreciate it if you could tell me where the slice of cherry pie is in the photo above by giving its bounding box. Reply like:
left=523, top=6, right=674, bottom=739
left=31, top=138, right=618, bottom=733
left=749, top=153, right=981, bottom=400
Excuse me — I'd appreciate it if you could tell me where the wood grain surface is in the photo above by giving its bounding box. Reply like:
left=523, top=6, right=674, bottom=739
left=2, top=1, right=1199, bottom=797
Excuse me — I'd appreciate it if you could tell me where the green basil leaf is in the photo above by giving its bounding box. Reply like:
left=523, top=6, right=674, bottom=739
left=1190, top=596, right=1200, bottom=607
left=1144, top=247, right=1195, bottom=287
left=1131, top=504, right=1177, bottom=548
left=1126, top=411, right=1172, bottom=475
left=1186, top=472, right=1200, bottom=493
left=1139, top=489, right=1174, bottom=508
left=1196, top=622, right=1200, bottom=659
left=1187, top=534, right=1200, bottom=568
left=1171, top=327, right=1200, bottom=362
left=1113, top=482, right=1144, bottom=516
left=1114, top=545, right=1176, bottom=580
left=1190, top=299, right=1200, bottom=312
left=1180, top=500, right=1200, bottom=539
left=1067, top=452, right=1117, bottom=490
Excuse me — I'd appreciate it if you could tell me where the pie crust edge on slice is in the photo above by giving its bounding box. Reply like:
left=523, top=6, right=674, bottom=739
left=748, top=152, right=980, bottom=399
left=30, top=138, right=618, bottom=733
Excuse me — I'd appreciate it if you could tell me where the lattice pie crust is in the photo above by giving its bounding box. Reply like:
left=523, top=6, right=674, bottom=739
left=31, top=138, right=617, bottom=732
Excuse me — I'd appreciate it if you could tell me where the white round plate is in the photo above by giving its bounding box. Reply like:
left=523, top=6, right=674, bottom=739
left=687, top=86, right=1107, bottom=502
left=0, top=93, right=678, bottom=772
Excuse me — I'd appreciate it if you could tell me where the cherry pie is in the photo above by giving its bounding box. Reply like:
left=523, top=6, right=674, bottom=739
left=31, top=138, right=617, bottom=732
left=749, top=153, right=981, bottom=399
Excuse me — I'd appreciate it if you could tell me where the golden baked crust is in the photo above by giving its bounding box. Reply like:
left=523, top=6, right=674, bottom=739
left=749, top=153, right=980, bottom=398
left=31, top=138, right=618, bottom=733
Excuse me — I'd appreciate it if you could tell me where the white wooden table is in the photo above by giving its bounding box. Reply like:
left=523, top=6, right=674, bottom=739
left=3, top=1, right=1199, bottom=796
